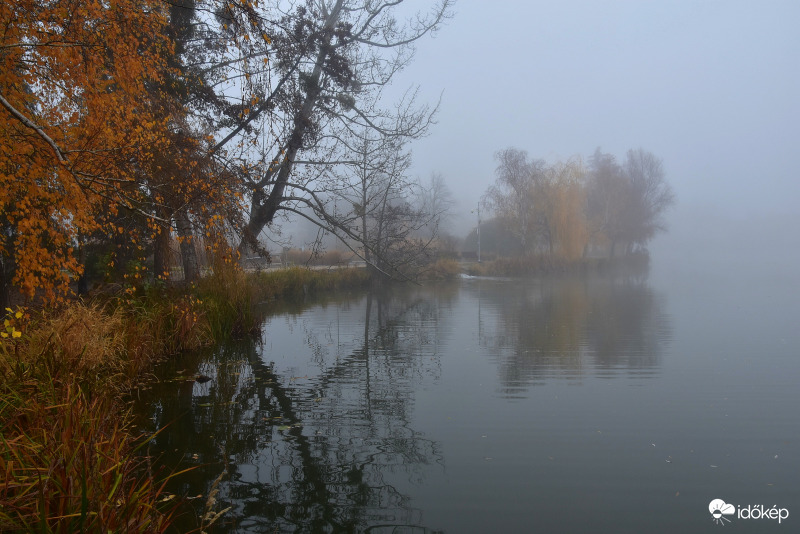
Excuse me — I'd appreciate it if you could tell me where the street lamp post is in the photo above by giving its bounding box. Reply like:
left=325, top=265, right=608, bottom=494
left=470, top=202, right=483, bottom=263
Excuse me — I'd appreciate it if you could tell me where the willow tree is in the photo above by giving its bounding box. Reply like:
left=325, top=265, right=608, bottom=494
left=543, top=158, right=588, bottom=260
left=485, top=148, right=545, bottom=255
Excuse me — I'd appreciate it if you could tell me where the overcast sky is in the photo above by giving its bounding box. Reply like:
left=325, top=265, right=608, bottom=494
left=388, top=0, right=800, bottom=272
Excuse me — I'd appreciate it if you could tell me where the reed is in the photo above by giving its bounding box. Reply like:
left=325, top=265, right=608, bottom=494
left=420, top=258, right=462, bottom=280
left=249, top=266, right=370, bottom=302
left=0, top=375, right=183, bottom=533
left=0, top=300, right=201, bottom=533
left=0, top=264, right=370, bottom=532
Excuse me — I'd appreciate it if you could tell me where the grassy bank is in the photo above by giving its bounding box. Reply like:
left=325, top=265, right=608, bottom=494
left=463, top=253, right=649, bottom=277
left=0, top=265, right=370, bottom=532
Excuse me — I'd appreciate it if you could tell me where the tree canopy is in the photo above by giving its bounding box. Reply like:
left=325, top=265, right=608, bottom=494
left=1, top=0, right=453, bottom=307
left=484, top=147, right=674, bottom=259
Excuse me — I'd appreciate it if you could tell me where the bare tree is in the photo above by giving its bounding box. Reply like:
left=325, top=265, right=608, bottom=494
left=421, top=171, right=455, bottom=238
left=324, top=125, right=441, bottom=279
left=622, top=148, right=675, bottom=249
left=218, top=0, right=453, bottom=257
left=586, top=147, right=674, bottom=256
left=146, top=0, right=451, bottom=275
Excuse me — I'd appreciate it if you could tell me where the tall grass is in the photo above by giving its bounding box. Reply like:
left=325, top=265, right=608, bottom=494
left=0, top=383, right=183, bottom=533
left=250, top=265, right=370, bottom=300
left=420, top=258, right=462, bottom=280
left=0, top=263, right=371, bottom=532
left=0, top=295, right=214, bottom=532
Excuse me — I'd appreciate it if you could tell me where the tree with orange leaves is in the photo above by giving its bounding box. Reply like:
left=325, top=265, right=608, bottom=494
left=0, top=0, right=177, bottom=306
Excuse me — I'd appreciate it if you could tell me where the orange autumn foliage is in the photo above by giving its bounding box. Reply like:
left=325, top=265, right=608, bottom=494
left=0, top=0, right=174, bottom=303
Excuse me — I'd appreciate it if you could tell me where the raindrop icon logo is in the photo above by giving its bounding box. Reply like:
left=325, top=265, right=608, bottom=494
left=709, top=499, right=735, bottom=525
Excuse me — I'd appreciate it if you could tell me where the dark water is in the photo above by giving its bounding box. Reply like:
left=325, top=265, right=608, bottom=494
left=139, top=267, right=800, bottom=533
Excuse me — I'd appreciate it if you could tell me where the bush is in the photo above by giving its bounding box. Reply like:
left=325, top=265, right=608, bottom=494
left=421, top=258, right=462, bottom=280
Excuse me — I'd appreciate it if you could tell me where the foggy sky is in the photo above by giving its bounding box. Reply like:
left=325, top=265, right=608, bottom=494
left=391, top=0, right=800, bottom=274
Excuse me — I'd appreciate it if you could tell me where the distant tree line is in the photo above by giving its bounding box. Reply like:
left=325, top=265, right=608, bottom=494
left=480, top=147, right=675, bottom=259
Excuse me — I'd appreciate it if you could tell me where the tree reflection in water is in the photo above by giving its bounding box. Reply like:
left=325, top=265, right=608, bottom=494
left=138, top=274, right=671, bottom=531
left=139, top=285, right=456, bottom=533
left=468, top=271, right=672, bottom=397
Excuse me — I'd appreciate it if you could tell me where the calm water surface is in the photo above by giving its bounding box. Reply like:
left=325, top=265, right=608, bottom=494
left=140, top=267, right=800, bottom=533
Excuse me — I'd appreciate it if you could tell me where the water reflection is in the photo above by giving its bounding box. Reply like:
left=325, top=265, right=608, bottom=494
left=138, top=275, right=671, bottom=531
left=468, top=274, right=672, bottom=396
left=141, top=286, right=456, bottom=533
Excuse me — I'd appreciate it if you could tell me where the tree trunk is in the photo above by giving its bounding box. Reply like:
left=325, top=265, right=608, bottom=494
left=237, top=1, right=343, bottom=256
left=176, top=209, right=200, bottom=282
left=0, top=252, right=12, bottom=310
left=152, top=214, right=172, bottom=282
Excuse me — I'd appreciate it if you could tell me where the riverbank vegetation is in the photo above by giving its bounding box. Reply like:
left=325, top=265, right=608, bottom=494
left=463, top=252, right=650, bottom=277
left=1, top=0, right=451, bottom=521
left=1, top=0, right=673, bottom=529
left=0, top=266, right=371, bottom=531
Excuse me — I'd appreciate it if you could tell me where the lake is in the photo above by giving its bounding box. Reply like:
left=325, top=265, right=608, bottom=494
left=139, top=263, right=800, bottom=533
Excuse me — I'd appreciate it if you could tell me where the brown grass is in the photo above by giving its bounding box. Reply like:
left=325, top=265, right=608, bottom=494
left=0, top=263, right=371, bottom=532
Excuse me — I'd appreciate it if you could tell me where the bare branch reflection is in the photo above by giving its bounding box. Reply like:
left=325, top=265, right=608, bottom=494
left=139, top=286, right=457, bottom=533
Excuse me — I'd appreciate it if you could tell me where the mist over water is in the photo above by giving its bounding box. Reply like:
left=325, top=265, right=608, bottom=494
left=138, top=2, right=800, bottom=530
left=138, top=255, right=800, bottom=532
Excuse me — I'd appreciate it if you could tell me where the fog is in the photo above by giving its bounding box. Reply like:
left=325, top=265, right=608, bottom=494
left=386, top=0, right=800, bottom=278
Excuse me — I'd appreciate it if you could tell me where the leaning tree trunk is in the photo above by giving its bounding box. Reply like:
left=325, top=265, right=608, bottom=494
left=237, top=2, right=343, bottom=255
